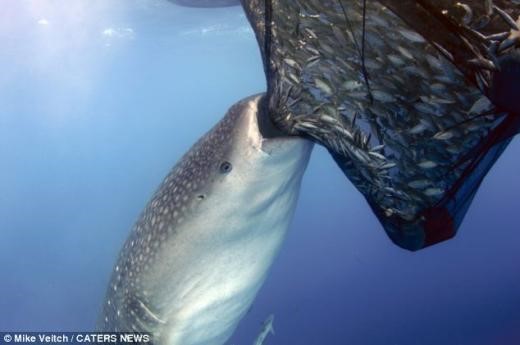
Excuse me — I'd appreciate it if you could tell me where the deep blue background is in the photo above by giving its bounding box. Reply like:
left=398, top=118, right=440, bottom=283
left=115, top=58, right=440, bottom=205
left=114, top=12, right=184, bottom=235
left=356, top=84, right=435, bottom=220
left=1, top=1, right=519, bottom=344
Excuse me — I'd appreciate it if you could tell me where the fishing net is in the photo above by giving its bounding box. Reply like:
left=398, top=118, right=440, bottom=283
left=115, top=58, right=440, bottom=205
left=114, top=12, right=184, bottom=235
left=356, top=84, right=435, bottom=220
left=242, top=0, right=520, bottom=250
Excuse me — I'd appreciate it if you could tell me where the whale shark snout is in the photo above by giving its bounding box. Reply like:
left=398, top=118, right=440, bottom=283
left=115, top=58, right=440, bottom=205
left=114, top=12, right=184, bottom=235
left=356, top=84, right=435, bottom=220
left=99, top=94, right=312, bottom=345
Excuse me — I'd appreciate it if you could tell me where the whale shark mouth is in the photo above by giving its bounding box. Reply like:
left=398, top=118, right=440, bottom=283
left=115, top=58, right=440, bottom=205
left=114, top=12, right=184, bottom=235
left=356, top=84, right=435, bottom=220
left=241, top=0, right=520, bottom=250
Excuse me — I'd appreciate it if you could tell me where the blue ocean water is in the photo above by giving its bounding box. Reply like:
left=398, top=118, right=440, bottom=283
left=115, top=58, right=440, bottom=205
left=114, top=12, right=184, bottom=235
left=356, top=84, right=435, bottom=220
left=1, top=1, right=519, bottom=344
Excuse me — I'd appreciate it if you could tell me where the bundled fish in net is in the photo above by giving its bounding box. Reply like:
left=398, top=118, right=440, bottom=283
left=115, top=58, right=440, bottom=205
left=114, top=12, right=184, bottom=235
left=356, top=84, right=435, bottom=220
left=242, top=0, right=520, bottom=250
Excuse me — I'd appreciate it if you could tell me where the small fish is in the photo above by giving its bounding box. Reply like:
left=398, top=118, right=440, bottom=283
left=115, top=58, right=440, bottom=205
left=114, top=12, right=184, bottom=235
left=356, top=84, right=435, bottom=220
left=493, top=5, right=519, bottom=31
left=342, top=80, right=363, bottom=91
left=304, top=27, right=318, bottom=39
left=418, top=160, right=438, bottom=169
left=284, top=58, right=300, bottom=69
left=467, top=57, right=497, bottom=71
left=304, top=45, right=320, bottom=55
left=397, top=46, right=414, bottom=60
left=320, top=114, right=338, bottom=124
left=425, top=54, right=444, bottom=71
left=433, top=42, right=454, bottom=61
left=314, top=77, right=333, bottom=95
left=372, top=90, right=397, bottom=103
left=335, top=126, right=354, bottom=141
left=388, top=54, right=406, bottom=66
left=294, top=121, right=319, bottom=130
left=420, top=95, right=456, bottom=105
left=371, top=144, right=385, bottom=152
left=368, top=151, right=386, bottom=160
left=288, top=72, right=300, bottom=84
left=414, top=102, right=441, bottom=116
left=468, top=96, right=492, bottom=114
left=398, top=29, right=426, bottom=43
left=379, top=162, right=397, bottom=170
left=424, top=188, right=444, bottom=197
left=407, top=179, right=431, bottom=189
left=433, top=130, right=456, bottom=141
left=430, top=83, right=447, bottom=92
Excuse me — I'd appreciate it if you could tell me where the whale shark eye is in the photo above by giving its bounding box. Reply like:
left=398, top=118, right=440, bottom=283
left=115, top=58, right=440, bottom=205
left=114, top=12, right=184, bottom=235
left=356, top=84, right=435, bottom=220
left=219, top=161, right=232, bottom=174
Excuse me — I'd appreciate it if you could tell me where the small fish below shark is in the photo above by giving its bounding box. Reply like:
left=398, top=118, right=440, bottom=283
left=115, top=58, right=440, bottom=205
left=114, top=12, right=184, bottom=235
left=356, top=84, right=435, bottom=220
left=98, top=95, right=312, bottom=344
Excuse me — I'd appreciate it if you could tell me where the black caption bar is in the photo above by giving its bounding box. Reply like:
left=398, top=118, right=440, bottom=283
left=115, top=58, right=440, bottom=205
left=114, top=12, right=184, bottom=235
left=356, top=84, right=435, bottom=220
left=0, top=333, right=152, bottom=344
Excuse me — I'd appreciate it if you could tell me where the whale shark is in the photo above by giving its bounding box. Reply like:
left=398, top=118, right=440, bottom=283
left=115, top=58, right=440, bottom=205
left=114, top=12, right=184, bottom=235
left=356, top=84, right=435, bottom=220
left=98, top=95, right=312, bottom=344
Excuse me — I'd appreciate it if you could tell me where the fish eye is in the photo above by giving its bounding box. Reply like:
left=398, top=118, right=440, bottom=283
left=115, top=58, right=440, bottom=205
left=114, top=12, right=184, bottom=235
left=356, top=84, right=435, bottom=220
left=219, top=161, right=232, bottom=174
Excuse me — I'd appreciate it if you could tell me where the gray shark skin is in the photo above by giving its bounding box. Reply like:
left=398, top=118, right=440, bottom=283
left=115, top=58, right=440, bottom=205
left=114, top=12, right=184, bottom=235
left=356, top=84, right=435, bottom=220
left=98, top=94, right=312, bottom=345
